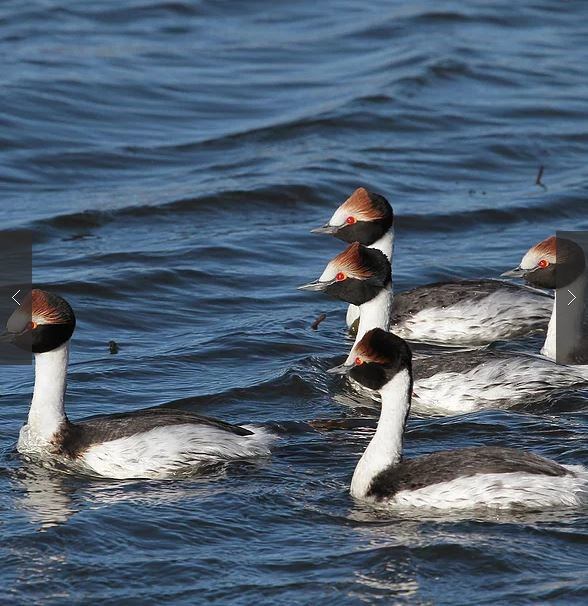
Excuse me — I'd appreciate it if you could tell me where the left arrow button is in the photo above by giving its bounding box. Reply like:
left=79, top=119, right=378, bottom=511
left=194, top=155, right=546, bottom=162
left=12, top=289, right=21, bottom=305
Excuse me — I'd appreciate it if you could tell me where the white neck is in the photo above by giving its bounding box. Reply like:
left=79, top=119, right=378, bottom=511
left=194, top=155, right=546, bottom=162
left=350, top=369, right=411, bottom=498
left=541, top=302, right=556, bottom=360
left=346, top=286, right=392, bottom=364
left=346, top=228, right=394, bottom=328
left=28, top=342, right=69, bottom=441
left=369, top=228, right=394, bottom=261
left=541, top=272, right=586, bottom=362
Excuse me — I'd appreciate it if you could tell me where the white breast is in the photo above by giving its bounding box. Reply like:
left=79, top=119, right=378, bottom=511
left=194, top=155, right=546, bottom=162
left=79, top=424, right=273, bottom=479
left=346, top=304, right=360, bottom=328
left=366, top=465, right=588, bottom=510
left=17, top=424, right=54, bottom=455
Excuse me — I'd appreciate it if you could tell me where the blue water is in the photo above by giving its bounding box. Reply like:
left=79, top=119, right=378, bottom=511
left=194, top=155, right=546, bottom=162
left=1, top=1, right=588, bottom=603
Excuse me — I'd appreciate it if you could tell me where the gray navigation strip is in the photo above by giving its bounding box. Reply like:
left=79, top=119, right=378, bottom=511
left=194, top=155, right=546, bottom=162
left=0, top=229, right=32, bottom=365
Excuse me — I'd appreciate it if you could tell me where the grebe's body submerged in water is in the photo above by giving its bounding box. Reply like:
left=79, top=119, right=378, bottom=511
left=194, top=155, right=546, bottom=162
left=301, top=239, right=588, bottom=414
left=312, top=188, right=552, bottom=346
left=329, top=329, right=588, bottom=510
left=2, top=290, right=273, bottom=479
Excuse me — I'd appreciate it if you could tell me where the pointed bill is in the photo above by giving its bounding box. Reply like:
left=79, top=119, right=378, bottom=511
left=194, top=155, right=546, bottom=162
left=297, top=280, right=334, bottom=292
left=310, top=224, right=339, bottom=235
left=501, top=266, right=526, bottom=278
left=327, top=362, right=353, bottom=375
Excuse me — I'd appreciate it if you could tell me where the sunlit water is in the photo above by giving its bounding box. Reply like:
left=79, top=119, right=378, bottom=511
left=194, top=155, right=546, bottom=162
left=1, top=1, right=588, bottom=603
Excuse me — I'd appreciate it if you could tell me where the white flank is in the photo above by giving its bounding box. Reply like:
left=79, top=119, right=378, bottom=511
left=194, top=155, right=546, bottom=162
left=81, top=424, right=274, bottom=479
left=393, top=289, right=552, bottom=346
left=369, top=465, right=588, bottom=511
left=413, top=356, right=588, bottom=415
left=16, top=334, right=275, bottom=479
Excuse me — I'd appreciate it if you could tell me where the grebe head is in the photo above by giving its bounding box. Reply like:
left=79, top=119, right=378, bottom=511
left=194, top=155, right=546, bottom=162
left=311, top=187, right=393, bottom=246
left=298, top=242, right=391, bottom=306
left=502, top=235, right=585, bottom=289
left=328, top=328, right=412, bottom=391
left=1, top=289, right=76, bottom=353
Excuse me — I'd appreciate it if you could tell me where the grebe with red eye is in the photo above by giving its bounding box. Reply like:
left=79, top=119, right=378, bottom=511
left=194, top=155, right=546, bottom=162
left=311, top=188, right=552, bottom=345
left=328, top=328, right=588, bottom=510
left=1, top=290, right=273, bottom=479
left=301, top=238, right=588, bottom=414
left=311, top=188, right=394, bottom=329
left=502, top=235, right=588, bottom=363
left=413, top=236, right=588, bottom=412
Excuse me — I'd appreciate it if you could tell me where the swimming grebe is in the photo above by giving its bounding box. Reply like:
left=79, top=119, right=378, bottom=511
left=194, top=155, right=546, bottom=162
left=299, top=242, right=392, bottom=350
left=329, top=328, right=587, bottom=509
left=502, top=235, right=587, bottom=363
left=311, top=188, right=552, bottom=345
left=2, top=290, right=273, bottom=479
left=311, top=187, right=394, bottom=328
left=301, top=240, right=588, bottom=414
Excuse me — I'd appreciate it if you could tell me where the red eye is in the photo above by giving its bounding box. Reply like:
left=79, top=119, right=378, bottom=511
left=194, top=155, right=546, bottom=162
left=345, top=216, right=356, bottom=225
left=538, top=259, right=549, bottom=269
left=26, top=321, right=38, bottom=331
left=355, top=357, right=363, bottom=366
left=335, top=272, right=346, bottom=281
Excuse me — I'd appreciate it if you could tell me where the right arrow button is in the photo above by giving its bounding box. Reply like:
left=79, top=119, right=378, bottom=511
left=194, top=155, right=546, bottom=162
left=567, top=289, right=577, bottom=306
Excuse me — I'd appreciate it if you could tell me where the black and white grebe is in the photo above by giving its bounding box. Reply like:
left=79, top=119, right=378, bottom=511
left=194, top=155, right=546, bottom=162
left=2, top=290, right=273, bottom=479
left=301, top=241, right=588, bottom=414
left=502, top=235, right=587, bottom=363
left=329, top=328, right=587, bottom=510
left=299, top=242, right=392, bottom=348
left=311, top=187, right=394, bottom=329
left=415, top=235, right=588, bottom=412
left=311, top=188, right=552, bottom=345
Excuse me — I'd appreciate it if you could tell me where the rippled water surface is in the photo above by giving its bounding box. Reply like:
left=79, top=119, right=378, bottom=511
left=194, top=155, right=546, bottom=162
left=2, top=1, right=588, bottom=603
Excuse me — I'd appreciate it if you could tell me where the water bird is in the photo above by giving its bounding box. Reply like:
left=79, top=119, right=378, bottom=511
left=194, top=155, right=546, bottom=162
left=502, top=235, right=587, bottom=363
left=300, top=240, right=588, bottom=413
left=311, top=187, right=394, bottom=329
left=311, top=188, right=552, bottom=346
left=329, top=328, right=588, bottom=510
left=1, top=290, right=273, bottom=479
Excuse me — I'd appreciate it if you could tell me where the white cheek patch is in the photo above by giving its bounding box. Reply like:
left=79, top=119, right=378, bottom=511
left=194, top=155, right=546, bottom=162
left=5, top=307, right=42, bottom=333
left=319, top=260, right=339, bottom=282
left=520, top=249, right=555, bottom=270
left=6, top=307, right=29, bottom=332
left=345, top=348, right=362, bottom=366
left=520, top=249, right=540, bottom=270
left=346, top=342, right=360, bottom=359
left=6, top=306, right=53, bottom=333
left=329, top=205, right=350, bottom=227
